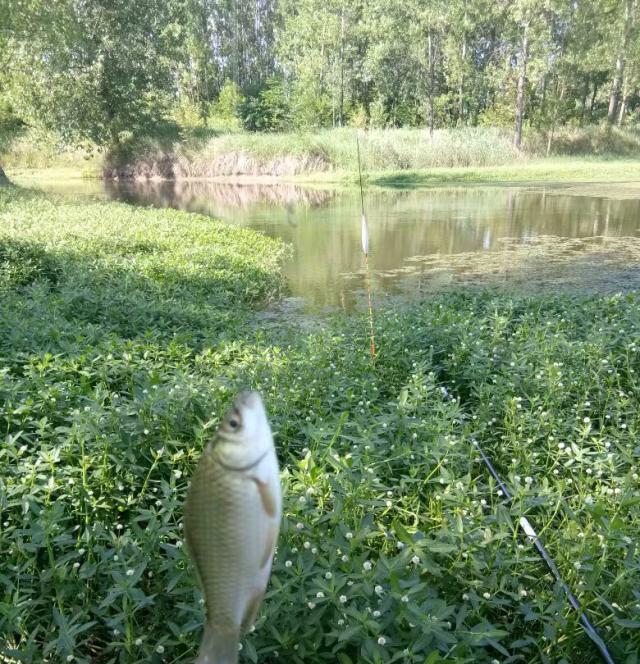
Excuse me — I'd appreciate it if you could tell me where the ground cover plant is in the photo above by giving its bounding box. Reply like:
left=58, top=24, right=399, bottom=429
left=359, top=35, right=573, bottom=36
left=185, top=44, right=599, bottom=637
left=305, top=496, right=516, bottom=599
left=1, top=186, right=639, bottom=663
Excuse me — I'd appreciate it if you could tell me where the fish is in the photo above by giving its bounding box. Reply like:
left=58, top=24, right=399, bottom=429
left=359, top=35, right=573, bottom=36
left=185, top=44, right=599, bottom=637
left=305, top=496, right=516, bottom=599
left=183, top=391, right=281, bottom=664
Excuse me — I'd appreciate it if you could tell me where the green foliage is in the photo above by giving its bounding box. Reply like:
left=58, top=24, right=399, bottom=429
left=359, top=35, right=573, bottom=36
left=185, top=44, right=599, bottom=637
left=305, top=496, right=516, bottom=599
left=1, top=0, right=182, bottom=146
left=2, top=0, right=639, bottom=147
left=1, top=186, right=639, bottom=662
left=213, top=80, right=245, bottom=122
left=0, top=238, right=61, bottom=289
left=238, top=78, right=292, bottom=133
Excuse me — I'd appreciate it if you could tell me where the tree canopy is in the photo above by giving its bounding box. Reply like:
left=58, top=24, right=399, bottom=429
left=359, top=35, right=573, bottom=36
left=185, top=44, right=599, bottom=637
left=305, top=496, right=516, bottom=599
left=1, top=0, right=638, bottom=145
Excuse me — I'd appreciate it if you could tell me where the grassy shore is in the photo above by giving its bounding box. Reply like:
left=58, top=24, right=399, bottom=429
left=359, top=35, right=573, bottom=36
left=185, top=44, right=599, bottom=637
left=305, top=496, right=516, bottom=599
left=3, top=125, right=640, bottom=185
left=7, top=156, right=640, bottom=192
left=1, top=184, right=639, bottom=662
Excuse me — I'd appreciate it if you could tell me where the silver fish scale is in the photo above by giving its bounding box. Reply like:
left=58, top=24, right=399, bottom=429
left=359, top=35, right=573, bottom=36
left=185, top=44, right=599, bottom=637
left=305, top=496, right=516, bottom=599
left=184, top=445, right=271, bottom=636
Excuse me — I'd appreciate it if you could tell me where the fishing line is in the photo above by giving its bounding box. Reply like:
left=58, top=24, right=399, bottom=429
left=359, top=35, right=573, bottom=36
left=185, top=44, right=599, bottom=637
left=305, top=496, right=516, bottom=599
left=470, top=437, right=616, bottom=664
left=356, top=132, right=376, bottom=358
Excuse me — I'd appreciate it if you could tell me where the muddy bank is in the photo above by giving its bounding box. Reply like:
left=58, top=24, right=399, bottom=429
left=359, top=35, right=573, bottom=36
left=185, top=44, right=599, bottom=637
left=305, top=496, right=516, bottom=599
left=103, top=149, right=332, bottom=180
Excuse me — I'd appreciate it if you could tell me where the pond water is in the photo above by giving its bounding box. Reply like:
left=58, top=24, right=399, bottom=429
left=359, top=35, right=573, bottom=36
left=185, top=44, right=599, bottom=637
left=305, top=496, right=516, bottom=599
left=26, top=178, right=640, bottom=310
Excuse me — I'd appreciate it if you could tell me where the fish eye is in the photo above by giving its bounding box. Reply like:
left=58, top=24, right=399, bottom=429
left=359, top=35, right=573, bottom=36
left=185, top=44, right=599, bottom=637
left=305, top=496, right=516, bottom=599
left=228, top=417, right=239, bottom=429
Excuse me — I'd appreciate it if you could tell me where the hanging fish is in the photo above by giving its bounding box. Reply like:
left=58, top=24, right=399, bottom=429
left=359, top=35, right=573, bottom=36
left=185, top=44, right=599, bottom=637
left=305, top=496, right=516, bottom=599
left=183, top=391, right=281, bottom=664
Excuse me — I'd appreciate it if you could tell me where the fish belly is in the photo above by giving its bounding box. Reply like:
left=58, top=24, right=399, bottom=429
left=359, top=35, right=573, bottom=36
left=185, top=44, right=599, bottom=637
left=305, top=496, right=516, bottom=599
left=185, top=458, right=270, bottom=633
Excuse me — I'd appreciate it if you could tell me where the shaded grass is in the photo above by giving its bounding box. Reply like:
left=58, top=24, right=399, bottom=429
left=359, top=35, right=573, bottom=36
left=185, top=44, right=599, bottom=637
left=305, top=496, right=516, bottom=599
left=0, top=187, right=639, bottom=663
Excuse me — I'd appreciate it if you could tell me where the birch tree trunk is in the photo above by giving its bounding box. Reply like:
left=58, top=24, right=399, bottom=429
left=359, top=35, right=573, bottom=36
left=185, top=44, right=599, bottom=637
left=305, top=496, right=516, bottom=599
left=427, top=30, right=435, bottom=138
left=513, top=26, right=529, bottom=149
left=608, top=56, right=625, bottom=123
left=608, top=0, right=634, bottom=124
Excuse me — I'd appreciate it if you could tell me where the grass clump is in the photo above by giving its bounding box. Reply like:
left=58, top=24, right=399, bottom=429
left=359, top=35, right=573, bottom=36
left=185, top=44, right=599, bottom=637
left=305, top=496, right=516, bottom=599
left=1, top=188, right=639, bottom=662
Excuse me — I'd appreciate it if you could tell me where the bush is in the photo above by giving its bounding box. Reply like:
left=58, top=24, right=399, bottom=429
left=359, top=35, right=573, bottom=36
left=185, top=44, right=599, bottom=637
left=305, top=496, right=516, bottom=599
left=0, top=237, right=61, bottom=289
left=238, top=78, right=292, bottom=132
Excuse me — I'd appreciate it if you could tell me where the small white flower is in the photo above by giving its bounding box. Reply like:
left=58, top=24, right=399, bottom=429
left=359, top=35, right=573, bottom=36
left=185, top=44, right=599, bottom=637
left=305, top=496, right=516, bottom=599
left=345, top=532, right=353, bottom=539
left=126, top=569, right=134, bottom=576
left=462, top=593, right=469, bottom=600
left=316, top=591, right=325, bottom=598
left=520, top=589, right=528, bottom=597
left=285, top=560, right=293, bottom=568
left=73, top=562, right=80, bottom=569
left=325, top=572, right=332, bottom=579
left=396, top=541, right=405, bottom=549
left=296, top=522, right=304, bottom=530
left=339, top=595, right=347, bottom=603
left=156, top=645, right=164, bottom=654
left=374, top=585, right=383, bottom=595
left=338, top=618, right=345, bottom=626
left=373, top=610, right=381, bottom=617
left=303, top=541, right=311, bottom=549
left=401, top=595, right=409, bottom=603
left=66, top=656, right=74, bottom=662
left=483, top=592, right=491, bottom=599
left=307, top=601, right=316, bottom=609
left=341, top=554, right=348, bottom=562
left=311, top=547, right=318, bottom=554
left=411, top=555, right=420, bottom=565
left=377, top=636, right=387, bottom=646
left=135, top=638, right=143, bottom=646
left=363, top=560, right=372, bottom=571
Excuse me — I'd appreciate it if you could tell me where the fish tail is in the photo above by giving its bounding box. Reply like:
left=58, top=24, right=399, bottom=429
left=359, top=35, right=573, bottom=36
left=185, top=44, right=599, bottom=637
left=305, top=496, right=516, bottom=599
left=195, top=623, right=239, bottom=664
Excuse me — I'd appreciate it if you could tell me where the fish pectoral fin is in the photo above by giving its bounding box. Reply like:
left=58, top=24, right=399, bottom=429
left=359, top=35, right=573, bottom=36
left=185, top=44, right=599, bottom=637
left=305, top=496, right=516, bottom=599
left=261, top=521, right=279, bottom=569
left=250, top=476, right=278, bottom=517
left=241, top=588, right=265, bottom=635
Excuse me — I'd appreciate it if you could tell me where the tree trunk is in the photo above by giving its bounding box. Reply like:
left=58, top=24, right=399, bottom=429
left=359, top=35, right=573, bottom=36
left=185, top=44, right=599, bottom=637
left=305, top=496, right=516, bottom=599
left=459, top=33, right=466, bottom=124
left=608, top=56, right=625, bottom=123
left=427, top=30, right=435, bottom=138
left=0, top=167, right=9, bottom=185
left=339, top=6, right=345, bottom=127
left=608, top=0, right=634, bottom=124
left=579, top=75, right=589, bottom=126
left=589, top=80, right=599, bottom=122
left=617, top=74, right=629, bottom=126
left=514, top=26, right=529, bottom=150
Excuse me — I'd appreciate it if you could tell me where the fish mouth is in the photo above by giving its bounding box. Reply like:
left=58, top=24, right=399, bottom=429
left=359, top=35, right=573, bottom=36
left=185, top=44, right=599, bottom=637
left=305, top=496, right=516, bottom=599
left=235, top=391, right=263, bottom=410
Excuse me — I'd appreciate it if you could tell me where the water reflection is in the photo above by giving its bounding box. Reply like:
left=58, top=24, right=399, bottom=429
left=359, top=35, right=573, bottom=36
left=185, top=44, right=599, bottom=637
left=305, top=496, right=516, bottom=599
left=104, top=181, right=640, bottom=309
left=26, top=177, right=640, bottom=310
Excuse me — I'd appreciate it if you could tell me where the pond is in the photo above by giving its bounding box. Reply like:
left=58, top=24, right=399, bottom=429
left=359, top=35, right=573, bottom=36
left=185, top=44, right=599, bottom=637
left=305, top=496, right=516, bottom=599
left=27, top=178, right=640, bottom=310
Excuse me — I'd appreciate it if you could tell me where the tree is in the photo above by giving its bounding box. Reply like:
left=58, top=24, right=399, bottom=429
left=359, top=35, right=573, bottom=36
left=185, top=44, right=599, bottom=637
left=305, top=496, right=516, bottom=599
left=2, top=0, right=183, bottom=146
